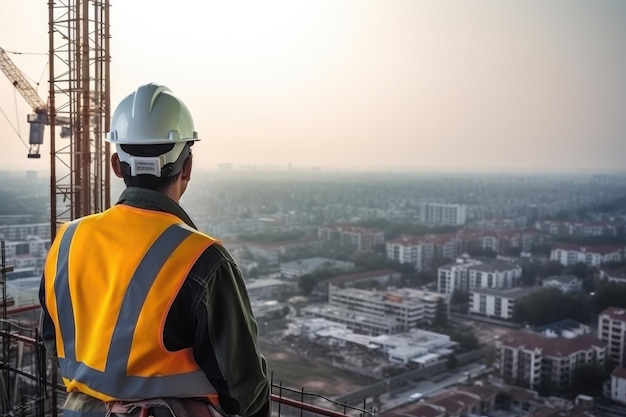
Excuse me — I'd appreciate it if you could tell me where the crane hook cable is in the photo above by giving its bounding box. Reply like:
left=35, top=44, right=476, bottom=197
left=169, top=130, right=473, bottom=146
left=0, top=90, right=29, bottom=150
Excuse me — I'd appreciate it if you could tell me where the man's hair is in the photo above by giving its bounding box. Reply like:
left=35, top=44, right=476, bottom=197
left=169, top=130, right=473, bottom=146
left=119, top=143, right=181, bottom=192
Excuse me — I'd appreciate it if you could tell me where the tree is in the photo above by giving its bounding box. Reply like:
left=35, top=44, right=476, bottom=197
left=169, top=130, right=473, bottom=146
left=530, top=244, right=552, bottom=257
left=446, top=354, right=458, bottom=369
left=569, top=363, right=609, bottom=397
left=540, top=261, right=566, bottom=278
left=483, top=345, right=497, bottom=367
left=451, top=290, right=470, bottom=305
left=298, top=275, right=318, bottom=296
left=432, top=299, right=448, bottom=329
left=593, top=280, right=626, bottom=313
left=512, top=288, right=591, bottom=326
left=521, top=262, right=541, bottom=286
left=451, top=330, right=479, bottom=351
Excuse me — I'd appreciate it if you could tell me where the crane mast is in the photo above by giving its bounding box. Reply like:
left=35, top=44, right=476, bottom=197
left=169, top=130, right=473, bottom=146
left=48, top=0, right=111, bottom=239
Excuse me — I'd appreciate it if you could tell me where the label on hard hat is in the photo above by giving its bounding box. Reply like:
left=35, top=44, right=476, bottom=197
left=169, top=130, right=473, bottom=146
left=130, top=156, right=162, bottom=177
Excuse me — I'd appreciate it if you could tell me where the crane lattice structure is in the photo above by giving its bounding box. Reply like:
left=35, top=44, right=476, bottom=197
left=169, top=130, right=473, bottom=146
left=48, top=0, right=111, bottom=238
left=0, top=46, right=65, bottom=159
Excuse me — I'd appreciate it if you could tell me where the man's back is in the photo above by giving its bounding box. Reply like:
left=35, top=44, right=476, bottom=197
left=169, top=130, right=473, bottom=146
left=39, top=83, right=270, bottom=417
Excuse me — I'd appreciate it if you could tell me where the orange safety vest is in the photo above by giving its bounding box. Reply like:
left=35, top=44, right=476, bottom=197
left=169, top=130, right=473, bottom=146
left=43, top=204, right=220, bottom=404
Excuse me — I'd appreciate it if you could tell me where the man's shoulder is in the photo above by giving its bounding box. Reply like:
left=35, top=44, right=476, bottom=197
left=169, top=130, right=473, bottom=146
left=187, top=242, right=238, bottom=283
left=199, top=242, right=236, bottom=264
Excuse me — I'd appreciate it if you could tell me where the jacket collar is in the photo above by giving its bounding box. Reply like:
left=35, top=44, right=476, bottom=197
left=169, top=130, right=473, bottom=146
left=116, top=187, right=197, bottom=229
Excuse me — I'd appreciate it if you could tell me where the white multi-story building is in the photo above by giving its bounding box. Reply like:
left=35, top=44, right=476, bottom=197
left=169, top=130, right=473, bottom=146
left=328, top=285, right=449, bottom=330
left=280, top=257, right=354, bottom=279
left=469, top=287, right=542, bottom=320
left=422, top=203, right=466, bottom=226
left=300, top=304, right=401, bottom=336
left=610, top=368, right=626, bottom=405
left=386, top=234, right=435, bottom=271
left=0, top=222, right=51, bottom=240
left=496, top=330, right=606, bottom=390
left=598, top=307, right=626, bottom=367
left=246, top=238, right=325, bottom=265
left=1, top=237, right=50, bottom=271
left=541, top=275, right=583, bottom=293
left=550, top=243, right=624, bottom=267
left=318, top=224, right=385, bottom=251
left=437, top=256, right=522, bottom=294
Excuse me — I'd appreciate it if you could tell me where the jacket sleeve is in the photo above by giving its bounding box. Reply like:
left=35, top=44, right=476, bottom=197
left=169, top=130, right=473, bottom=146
left=192, top=248, right=271, bottom=417
left=38, top=273, right=58, bottom=358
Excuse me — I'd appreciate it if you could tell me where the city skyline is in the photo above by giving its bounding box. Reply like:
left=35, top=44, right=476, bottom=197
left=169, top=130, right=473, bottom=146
left=1, top=1, right=625, bottom=173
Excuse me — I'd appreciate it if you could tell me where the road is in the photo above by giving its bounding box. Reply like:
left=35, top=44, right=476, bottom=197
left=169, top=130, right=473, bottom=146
left=380, top=363, right=490, bottom=411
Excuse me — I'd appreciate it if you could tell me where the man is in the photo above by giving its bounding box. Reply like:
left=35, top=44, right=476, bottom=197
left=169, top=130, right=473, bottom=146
left=39, top=83, right=271, bottom=417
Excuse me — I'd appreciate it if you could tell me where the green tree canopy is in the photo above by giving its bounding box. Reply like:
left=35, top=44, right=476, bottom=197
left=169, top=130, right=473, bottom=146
left=594, top=281, right=626, bottom=313
left=512, top=288, right=590, bottom=326
left=569, top=363, right=609, bottom=398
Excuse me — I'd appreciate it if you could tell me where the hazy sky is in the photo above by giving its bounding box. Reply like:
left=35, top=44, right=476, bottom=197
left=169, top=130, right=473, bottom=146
left=0, top=0, right=625, bottom=173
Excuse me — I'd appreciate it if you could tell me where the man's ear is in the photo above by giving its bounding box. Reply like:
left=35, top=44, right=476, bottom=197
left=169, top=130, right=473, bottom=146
left=181, top=156, right=193, bottom=181
left=111, top=153, right=124, bottom=178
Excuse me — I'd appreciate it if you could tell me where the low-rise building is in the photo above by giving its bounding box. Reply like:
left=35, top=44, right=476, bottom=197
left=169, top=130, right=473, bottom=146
left=469, top=286, right=542, bottom=320
left=541, top=275, right=583, bottom=293
left=495, top=330, right=606, bottom=391
left=318, top=223, right=384, bottom=251
left=328, top=285, right=449, bottom=329
left=386, top=234, right=435, bottom=271
left=532, top=320, right=591, bottom=339
left=246, top=238, right=325, bottom=265
left=598, top=307, right=626, bottom=367
left=280, top=257, right=355, bottom=279
left=421, top=203, right=466, bottom=226
left=300, top=304, right=401, bottom=336
left=245, top=278, right=296, bottom=300
left=610, top=367, right=626, bottom=405
left=314, top=269, right=402, bottom=299
left=437, top=255, right=522, bottom=294
left=550, top=243, right=624, bottom=267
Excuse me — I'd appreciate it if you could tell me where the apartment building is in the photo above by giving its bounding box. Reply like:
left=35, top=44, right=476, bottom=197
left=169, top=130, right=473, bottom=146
left=318, top=223, right=385, bottom=251
left=328, top=285, right=449, bottom=330
left=422, top=203, right=467, bottom=226
left=550, top=243, right=624, bottom=267
left=610, top=367, right=626, bottom=405
left=496, top=330, right=606, bottom=390
left=598, top=307, right=626, bottom=367
left=386, top=234, right=435, bottom=271
left=280, top=257, right=354, bottom=279
left=313, top=269, right=402, bottom=299
left=245, top=238, right=324, bottom=265
left=535, top=219, right=620, bottom=237
left=459, top=229, right=539, bottom=254
left=1, top=237, right=50, bottom=269
left=437, top=256, right=521, bottom=294
left=300, top=304, right=401, bottom=336
left=469, top=287, right=542, bottom=320
left=0, top=222, right=51, bottom=240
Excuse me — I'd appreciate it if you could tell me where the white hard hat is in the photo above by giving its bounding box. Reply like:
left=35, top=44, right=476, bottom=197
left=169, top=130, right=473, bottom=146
left=106, top=83, right=199, bottom=177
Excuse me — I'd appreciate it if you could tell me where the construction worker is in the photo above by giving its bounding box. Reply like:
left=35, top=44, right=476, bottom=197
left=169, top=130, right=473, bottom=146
left=39, top=83, right=271, bottom=417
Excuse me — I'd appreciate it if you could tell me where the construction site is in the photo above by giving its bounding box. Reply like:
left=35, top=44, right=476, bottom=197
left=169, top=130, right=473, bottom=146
left=0, top=2, right=375, bottom=417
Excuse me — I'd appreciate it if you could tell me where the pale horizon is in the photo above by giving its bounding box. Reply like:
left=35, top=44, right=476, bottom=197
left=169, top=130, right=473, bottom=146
left=1, top=1, right=625, bottom=174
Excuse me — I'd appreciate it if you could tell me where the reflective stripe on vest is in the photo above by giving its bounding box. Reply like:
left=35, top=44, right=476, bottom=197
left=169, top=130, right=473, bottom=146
left=53, top=219, right=216, bottom=400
